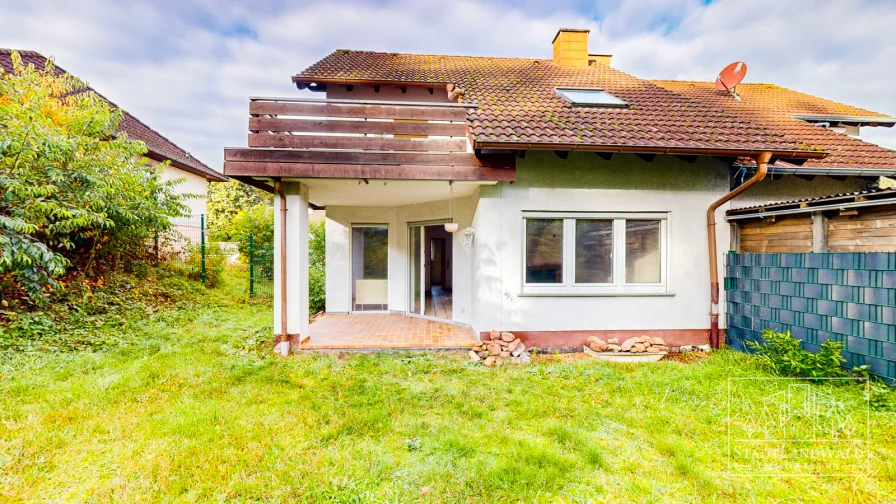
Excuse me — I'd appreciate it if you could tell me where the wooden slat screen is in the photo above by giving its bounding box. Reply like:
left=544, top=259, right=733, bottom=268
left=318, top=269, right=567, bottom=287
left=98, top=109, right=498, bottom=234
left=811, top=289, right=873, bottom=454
left=738, top=215, right=813, bottom=253
left=827, top=207, right=896, bottom=252
left=225, top=98, right=515, bottom=181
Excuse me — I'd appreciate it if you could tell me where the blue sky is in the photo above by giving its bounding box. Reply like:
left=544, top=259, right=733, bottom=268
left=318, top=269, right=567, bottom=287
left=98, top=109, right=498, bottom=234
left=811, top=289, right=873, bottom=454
left=2, top=0, right=895, bottom=170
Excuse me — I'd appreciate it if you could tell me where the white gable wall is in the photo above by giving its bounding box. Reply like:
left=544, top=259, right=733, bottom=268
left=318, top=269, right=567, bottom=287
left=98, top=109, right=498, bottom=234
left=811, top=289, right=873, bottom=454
left=144, top=157, right=210, bottom=217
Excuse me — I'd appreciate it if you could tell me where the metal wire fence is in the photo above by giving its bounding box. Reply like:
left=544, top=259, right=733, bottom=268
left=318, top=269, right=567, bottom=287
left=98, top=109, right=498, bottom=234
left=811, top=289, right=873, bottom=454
left=248, top=235, right=274, bottom=298
left=157, top=215, right=233, bottom=288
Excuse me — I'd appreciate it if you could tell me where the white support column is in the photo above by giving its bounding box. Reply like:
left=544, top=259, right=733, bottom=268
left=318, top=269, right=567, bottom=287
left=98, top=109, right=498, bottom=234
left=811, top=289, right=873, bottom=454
left=273, top=182, right=310, bottom=348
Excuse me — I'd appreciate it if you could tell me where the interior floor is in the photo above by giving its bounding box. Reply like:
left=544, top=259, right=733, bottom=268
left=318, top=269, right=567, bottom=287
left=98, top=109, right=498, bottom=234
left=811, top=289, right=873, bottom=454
left=424, top=285, right=452, bottom=320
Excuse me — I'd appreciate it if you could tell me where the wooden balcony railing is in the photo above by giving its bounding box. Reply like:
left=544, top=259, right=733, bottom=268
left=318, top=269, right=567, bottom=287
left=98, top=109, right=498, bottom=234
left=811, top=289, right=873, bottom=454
left=224, top=97, right=515, bottom=182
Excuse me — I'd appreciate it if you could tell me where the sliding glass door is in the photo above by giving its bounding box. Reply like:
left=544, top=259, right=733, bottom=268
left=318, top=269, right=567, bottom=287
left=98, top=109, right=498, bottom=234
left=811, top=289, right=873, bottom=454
left=408, top=225, right=424, bottom=315
left=351, top=225, right=388, bottom=312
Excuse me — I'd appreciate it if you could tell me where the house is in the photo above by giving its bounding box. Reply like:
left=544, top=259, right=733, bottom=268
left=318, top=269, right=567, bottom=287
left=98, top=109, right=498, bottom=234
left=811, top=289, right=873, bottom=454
left=223, top=29, right=896, bottom=354
left=0, top=49, right=227, bottom=220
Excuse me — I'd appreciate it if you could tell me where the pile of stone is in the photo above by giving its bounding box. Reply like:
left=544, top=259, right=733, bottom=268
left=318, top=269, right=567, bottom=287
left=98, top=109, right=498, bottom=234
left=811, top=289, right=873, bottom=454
left=468, top=330, right=530, bottom=366
left=586, top=335, right=668, bottom=354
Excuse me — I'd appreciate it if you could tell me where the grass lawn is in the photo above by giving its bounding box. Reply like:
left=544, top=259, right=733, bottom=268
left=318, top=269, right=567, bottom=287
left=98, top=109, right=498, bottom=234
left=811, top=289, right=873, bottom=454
left=1, top=271, right=894, bottom=502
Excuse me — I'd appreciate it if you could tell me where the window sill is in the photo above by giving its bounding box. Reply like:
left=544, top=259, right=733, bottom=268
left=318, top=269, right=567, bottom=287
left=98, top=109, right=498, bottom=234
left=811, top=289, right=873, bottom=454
left=517, top=291, right=675, bottom=298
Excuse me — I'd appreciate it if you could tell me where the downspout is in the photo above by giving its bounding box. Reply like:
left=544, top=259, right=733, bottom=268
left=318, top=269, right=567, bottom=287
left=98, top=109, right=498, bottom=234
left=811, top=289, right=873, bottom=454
left=707, top=152, right=771, bottom=349
left=275, top=178, right=289, bottom=356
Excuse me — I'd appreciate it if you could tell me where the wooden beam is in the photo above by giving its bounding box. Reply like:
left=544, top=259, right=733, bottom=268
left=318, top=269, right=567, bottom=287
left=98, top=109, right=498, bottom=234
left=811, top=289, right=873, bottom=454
left=794, top=173, right=816, bottom=181
left=248, top=133, right=468, bottom=152
left=730, top=222, right=741, bottom=252
left=635, top=153, right=656, bottom=163
left=595, top=152, right=613, bottom=161
left=812, top=211, right=828, bottom=252
left=225, top=148, right=514, bottom=168
left=554, top=150, right=569, bottom=159
left=827, top=175, right=849, bottom=182
left=249, top=117, right=466, bottom=137
left=232, top=176, right=275, bottom=194
left=249, top=101, right=468, bottom=122
left=223, top=161, right=516, bottom=182
left=676, top=155, right=697, bottom=163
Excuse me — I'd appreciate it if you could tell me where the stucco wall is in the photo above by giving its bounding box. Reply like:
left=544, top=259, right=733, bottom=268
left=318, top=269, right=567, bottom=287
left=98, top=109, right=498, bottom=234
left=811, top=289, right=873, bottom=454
left=470, top=152, right=731, bottom=339
left=148, top=157, right=209, bottom=217
left=325, top=192, right=477, bottom=325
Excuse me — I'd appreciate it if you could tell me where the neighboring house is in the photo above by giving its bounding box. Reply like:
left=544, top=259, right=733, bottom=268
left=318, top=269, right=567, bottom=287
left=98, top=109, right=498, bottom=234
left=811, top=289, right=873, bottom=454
left=0, top=49, right=227, bottom=220
left=224, top=28, right=896, bottom=352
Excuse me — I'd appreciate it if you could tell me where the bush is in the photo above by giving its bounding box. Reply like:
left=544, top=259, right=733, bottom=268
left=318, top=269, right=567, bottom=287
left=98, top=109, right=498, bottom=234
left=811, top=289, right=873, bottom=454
left=207, top=180, right=272, bottom=241
left=0, top=52, right=186, bottom=305
left=232, top=204, right=273, bottom=259
left=309, top=219, right=325, bottom=314
left=746, top=329, right=846, bottom=378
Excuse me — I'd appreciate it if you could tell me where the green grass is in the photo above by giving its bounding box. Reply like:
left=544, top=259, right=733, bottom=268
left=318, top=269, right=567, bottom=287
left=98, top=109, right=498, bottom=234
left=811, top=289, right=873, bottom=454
left=1, top=271, right=894, bottom=502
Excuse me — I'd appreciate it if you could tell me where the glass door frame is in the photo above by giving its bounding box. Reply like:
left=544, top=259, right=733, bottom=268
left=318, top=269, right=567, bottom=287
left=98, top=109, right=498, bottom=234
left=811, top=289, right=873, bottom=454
left=349, top=223, right=390, bottom=313
left=407, top=219, right=451, bottom=319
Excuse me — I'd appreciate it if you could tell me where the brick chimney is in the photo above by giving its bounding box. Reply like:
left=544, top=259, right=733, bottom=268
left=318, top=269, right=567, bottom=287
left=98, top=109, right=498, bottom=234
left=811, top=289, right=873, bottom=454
left=552, top=28, right=589, bottom=68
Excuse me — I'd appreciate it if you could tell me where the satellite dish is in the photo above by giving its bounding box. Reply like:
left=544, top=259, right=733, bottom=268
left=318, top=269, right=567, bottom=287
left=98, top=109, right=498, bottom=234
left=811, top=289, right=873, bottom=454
left=716, top=61, right=747, bottom=101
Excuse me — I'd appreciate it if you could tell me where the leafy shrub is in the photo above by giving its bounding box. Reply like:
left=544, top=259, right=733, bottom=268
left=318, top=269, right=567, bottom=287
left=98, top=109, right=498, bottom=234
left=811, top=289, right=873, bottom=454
left=232, top=204, right=273, bottom=259
left=0, top=52, right=186, bottom=304
left=746, top=329, right=846, bottom=378
left=0, top=270, right=202, bottom=352
left=309, top=219, right=325, bottom=314
left=206, top=180, right=272, bottom=241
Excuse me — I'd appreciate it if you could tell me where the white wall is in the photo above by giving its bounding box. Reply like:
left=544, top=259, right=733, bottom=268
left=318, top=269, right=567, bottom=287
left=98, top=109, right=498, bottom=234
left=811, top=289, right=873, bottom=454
left=469, top=152, right=733, bottom=334
left=148, top=157, right=209, bottom=217
left=325, top=192, right=477, bottom=324
left=317, top=152, right=865, bottom=337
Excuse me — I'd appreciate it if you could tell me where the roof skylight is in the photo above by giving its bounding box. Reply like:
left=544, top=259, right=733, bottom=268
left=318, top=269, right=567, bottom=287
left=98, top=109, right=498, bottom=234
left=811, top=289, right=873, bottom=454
left=554, top=87, right=628, bottom=108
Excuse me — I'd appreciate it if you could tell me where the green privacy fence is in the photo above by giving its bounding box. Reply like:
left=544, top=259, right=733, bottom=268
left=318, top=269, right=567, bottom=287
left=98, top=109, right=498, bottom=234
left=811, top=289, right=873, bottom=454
left=726, top=252, right=896, bottom=384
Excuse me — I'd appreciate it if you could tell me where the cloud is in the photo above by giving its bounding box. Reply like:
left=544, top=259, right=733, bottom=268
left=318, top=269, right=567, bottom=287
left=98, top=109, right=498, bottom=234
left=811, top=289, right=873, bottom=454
left=1, top=0, right=894, bottom=170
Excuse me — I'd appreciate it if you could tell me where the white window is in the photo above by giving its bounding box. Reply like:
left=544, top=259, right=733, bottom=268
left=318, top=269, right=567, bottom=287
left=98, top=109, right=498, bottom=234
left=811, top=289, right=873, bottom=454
left=554, top=87, right=628, bottom=108
left=522, top=212, right=668, bottom=294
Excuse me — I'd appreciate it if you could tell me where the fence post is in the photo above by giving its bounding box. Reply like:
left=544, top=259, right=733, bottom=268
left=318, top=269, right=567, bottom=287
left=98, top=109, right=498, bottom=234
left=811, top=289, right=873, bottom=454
left=200, top=214, right=206, bottom=284
left=249, top=233, right=255, bottom=297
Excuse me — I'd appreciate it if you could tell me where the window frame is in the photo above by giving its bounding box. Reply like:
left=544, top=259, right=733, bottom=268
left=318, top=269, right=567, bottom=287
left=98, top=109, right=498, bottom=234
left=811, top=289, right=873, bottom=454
left=521, top=212, right=669, bottom=295
left=554, top=87, right=629, bottom=108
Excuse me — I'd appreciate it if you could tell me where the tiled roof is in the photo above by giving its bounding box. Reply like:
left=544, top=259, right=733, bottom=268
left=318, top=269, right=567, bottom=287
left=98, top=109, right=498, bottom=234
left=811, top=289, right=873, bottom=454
left=0, top=49, right=226, bottom=181
left=651, top=81, right=896, bottom=170
left=295, top=51, right=822, bottom=157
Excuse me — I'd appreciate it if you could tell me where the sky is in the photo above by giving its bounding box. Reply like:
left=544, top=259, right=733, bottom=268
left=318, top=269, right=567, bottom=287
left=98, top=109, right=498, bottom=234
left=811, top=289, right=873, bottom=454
left=2, top=0, right=895, bottom=172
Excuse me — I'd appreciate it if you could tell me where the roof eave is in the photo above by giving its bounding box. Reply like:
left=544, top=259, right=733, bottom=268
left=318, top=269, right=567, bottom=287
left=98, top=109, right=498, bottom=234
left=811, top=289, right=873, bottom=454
left=789, top=114, right=896, bottom=127
left=292, top=75, right=450, bottom=88
left=472, top=141, right=829, bottom=160
left=145, top=150, right=228, bottom=182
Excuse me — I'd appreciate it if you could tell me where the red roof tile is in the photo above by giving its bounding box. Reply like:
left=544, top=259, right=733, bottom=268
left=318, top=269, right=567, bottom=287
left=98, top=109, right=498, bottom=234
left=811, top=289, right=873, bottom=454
left=294, top=51, right=821, bottom=158
left=0, top=49, right=226, bottom=181
left=651, top=81, right=896, bottom=170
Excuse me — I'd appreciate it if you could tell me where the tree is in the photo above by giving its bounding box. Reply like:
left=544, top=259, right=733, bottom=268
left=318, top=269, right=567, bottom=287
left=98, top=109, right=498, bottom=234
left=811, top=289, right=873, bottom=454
left=206, top=180, right=272, bottom=240
left=0, top=52, right=186, bottom=303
